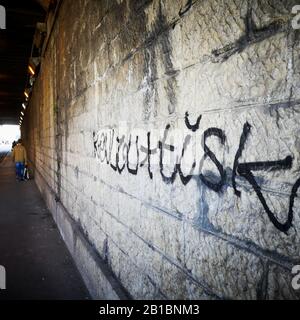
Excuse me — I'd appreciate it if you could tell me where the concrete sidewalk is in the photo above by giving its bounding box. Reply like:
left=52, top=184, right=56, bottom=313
left=0, top=153, right=90, bottom=300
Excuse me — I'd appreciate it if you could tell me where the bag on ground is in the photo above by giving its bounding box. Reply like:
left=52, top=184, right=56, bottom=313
left=23, top=166, right=30, bottom=180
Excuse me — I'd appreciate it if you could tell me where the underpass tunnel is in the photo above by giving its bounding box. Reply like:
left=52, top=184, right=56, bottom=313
left=0, top=0, right=90, bottom=300
left=0, top=0, right=300, bottom=301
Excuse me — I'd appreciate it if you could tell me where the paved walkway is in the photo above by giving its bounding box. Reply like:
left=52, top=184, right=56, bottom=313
left=0, top=151, right=90, bottom=300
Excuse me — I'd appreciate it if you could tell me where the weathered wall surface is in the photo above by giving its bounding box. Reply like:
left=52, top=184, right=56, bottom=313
left=23, top=0, right=300, bottom=299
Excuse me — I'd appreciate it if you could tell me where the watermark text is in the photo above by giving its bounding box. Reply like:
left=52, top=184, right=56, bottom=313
left=0, top=265, right=6, bottom=290
left=0, top=5, right=6, bottom=30
left=292, top=265, right=300, bottom=290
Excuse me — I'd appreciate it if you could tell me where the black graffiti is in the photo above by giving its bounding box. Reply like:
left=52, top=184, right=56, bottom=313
left=199, top=128, right=226, bottom=192
left=232, top=122, right=251, bottom=197
left=176, top=134, right=196, bottom=185
left=127, top=135, right=139, bottom=175
left=93, top=132, right=97, bottom=157
left=185, top=112, right=202, bottom=132
left=93, top=114, right=300, bottom=233
left=159, top=125, right=177, bottom=184
left=237, top=156, right=299, bottom=234
left=109, top=130, right=118, bottom=172
left=238, top=156, right=293, bottom=173
left=140, top=132, right=156, bottom=180
left=179, top=0, right=193, bottom=17
left=116, top=135, right=127, bottom=174
left=232, top=122, right=300, bottom=232
left=94, top=130, right=112, bottom=164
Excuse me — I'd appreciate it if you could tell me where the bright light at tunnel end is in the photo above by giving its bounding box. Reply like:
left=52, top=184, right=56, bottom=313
left=0, top=125, right=20, bottom=150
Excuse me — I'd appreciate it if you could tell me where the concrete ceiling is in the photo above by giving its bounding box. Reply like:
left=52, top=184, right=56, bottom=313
left=0, top=0, right=46, bottom=124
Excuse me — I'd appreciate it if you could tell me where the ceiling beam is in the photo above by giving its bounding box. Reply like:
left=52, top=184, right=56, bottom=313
left=0, top=1, right=46, bottom=124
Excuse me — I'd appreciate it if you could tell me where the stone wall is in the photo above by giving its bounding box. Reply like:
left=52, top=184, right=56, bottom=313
left=23, top=0, right=300, bottom=299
